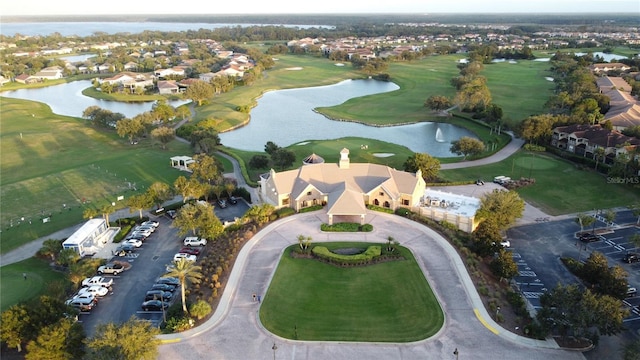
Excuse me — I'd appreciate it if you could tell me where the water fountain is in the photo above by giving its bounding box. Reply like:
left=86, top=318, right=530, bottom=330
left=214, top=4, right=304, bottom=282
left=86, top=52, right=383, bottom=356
left=435, top=127, right=445, bottom=143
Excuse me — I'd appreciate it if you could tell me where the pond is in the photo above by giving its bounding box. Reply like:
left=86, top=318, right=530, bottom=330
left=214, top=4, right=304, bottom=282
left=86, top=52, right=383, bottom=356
left=60, top=54, right=96, bottom=63
left=219, top=79, right=477, bottom=156
left=1, top=80, right=190, bottom=119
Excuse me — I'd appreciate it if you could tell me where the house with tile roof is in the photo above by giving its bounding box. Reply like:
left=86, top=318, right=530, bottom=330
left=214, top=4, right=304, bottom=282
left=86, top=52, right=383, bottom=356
left=260, top=148, right=426, bottom=225
left=551, top=124, right=640, bottom=163
left=596, top=76, right=640, bottom=130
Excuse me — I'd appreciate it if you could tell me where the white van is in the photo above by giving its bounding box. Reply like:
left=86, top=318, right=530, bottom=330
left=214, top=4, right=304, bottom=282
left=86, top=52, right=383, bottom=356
left=183, top=237, right=207, bottom=246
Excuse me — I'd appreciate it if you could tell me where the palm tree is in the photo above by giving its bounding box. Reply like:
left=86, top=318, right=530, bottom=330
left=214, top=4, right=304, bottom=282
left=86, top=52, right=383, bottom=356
left=83, top=206, right=98, bottom=220
left=163, top=258, right=202, bottom=314
left=100, top=203, right=115, bottom=225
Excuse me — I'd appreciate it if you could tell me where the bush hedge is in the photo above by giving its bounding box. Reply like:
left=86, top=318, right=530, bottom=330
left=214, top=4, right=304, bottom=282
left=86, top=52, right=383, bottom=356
left=312, top=245, right=381, bottom=264
left=320, top=222, right=373, bottom=232
left=299, top=205, right=324, bottom=213
left=366, top=204, right=394, bottom=213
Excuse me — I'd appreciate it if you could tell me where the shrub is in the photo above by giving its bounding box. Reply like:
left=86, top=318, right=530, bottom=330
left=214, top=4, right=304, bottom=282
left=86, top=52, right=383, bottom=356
left=523, top=144, right=546, bottom=152
left=299, top=205, right=323, bottom=213
left=312, top=245, right=381, bottom=264
left=163, top=316, right=192, bottom=333
left=395, top=207, right=412, bottom=216
left=275, top=207, right=295, bottom=218
left=366, top=204, right=394, bottom=213
left=232, top=187, right=252, bottom=203
left=189, top=300, right=212, bottom=320
left=320, top=222, right=373, bottom=232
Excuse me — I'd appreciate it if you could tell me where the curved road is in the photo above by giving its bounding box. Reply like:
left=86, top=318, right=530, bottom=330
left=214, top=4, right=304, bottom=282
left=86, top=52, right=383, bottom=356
left=157, top=212, right=583, bottom=360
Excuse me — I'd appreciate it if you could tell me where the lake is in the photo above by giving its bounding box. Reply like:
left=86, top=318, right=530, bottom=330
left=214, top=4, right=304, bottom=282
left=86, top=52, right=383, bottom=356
left=218, top=79, right=476, bottom=155
left=1, top=80, right=189, bottom=119
left=1, top=22, right=333, bottom=37
left=1, top=78, right=475, bottom=155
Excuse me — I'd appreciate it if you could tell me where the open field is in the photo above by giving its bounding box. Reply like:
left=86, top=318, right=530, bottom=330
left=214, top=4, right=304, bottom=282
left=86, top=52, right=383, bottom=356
left=481, top=60, right=554, bottom=125
left=440, top=150, right=640, bottom=215
left=0, top=257, right=68, bottom=312
left=0, top=97, right=192, bottom=253
left=260, top=243, right=444, bottom=342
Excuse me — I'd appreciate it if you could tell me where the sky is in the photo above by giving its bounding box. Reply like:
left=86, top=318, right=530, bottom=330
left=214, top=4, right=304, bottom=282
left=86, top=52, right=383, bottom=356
left=2, top=0, right=639, bottom=16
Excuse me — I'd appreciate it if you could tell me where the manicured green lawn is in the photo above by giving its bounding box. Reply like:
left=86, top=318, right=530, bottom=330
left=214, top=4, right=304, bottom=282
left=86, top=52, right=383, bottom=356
left=260, top=243, right=444, bottom=342
left=0, top=257, right=68, bottom=312
left=0, top=97, right=192, bottom=253
left=440, top=150, right=640, bottom=215
left=481, top=60, right=554, bottom=125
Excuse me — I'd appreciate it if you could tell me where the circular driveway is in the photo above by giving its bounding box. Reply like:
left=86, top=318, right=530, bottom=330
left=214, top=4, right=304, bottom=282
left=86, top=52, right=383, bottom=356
left=158, top=212, right=584, bottom=360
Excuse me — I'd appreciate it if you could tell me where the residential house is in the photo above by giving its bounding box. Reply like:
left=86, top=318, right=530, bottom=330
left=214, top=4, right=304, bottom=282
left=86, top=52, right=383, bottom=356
left=102, top=72, right=154, bottom=91
left=32, top=66, right=64, bottom=81
left=0, top=76, right=10, bottom=86
left=157, top=80, right=180, bottom=94
left=551, top=124, right=640, bottom=163
left=260, top=148, right=426, bottom=225
left=596, top=76, right=640, bottom=130
left=154, top=67, right=185, bottom=79
left=589, top=62, right=631, bottom=73
left=14, top=73, right=36, bottom=84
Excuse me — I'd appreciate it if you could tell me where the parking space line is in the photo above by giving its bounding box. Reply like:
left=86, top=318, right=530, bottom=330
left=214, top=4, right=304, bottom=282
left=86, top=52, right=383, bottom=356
left=518, top=270, right=537, bottom=277
left=523, top=292, right=544, bottom=298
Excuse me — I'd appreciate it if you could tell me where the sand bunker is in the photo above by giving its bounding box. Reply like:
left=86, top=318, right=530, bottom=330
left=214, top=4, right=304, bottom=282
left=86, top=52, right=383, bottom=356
left=286, top=67, right=303, bottom=70
left=373, top=153, right=394, bottom=158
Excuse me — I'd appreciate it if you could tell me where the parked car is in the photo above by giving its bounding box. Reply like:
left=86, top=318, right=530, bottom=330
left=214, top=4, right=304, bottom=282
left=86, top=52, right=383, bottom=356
left=579, top=233, right=600, bottom=243
left=82, top=276, right=113, bottom=288
left=134, top=225, right=155, bottom=233
left=166, top=210, right=177, bottom=219
left=627, top=286, right=637, bottom=297
left=183, top=237, right=207, bottom=247
left=78, top=285, right=109, bottom=297
left=68, top=292, right=96, bottom=304
left=229, top=196, right=238, bottom=205
left=131, top=229, right=152, bottom=237
left=151, top=283, right=176, bottom=292
left=156, top=277, right=180, bottom=287
left=114, top=244, right=136, bottom=256
left=141, top=299, right=170, bottom=311
left=144, top=290, right=172, bottom=302
left=217, top=199, right=227, bottom=208
left=123, top=239, right=143, bottom=248
left=141, top=220, right=159, bottom=228
left=179, top=247, right=201, bottom=256
left=97, top=262, right=125, bottom=275
left=174, top=253, right=197, bottom=262
left=125, top=234, right=146, bottom=241
left=67, top=298, right=96, bottom=312
left=623, top=253, right=640, bottom=264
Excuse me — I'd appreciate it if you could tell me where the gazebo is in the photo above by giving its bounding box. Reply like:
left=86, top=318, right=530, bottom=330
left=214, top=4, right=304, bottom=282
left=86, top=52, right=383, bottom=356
left=170, top=156, right=195, bottom=172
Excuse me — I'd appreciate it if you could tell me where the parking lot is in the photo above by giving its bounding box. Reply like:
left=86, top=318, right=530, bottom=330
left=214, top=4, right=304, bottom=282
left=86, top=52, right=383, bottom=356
left=78, top=198, right=250, bottom=336
left=507, top=211, right=640, bottom=340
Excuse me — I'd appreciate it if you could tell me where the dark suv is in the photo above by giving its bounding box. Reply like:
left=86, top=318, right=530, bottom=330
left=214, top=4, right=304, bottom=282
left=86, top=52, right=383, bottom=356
left=579, top=233, right=600, bottom=243
left=623, top=253, right=640, bottom=264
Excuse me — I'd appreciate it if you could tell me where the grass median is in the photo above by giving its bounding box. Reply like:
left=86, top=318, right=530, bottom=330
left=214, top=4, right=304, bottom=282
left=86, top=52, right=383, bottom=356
left=260, top=243, right=444, bottom=342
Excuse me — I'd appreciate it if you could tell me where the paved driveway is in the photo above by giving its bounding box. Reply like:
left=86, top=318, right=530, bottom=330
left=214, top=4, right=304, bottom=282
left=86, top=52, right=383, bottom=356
left=157, top=212, right=584, bottom=360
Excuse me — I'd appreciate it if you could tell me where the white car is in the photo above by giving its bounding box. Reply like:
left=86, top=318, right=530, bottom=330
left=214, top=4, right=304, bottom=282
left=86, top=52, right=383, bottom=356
left=141, top=220, right=159, bottom=228
left=123, top=239, right=143, bottom=248
left=82, top=276, right=113, bottom=288
left=78, top=285, right=109, bottom=297
left=173, top=253, right=197, bottom=262
left=183, top=237, right=207, bottom=247
left=66, top=292, right=96, bottom=305
left=135, top=225, right=155, bottom=233
left=131, top=228, right=153, bottom=237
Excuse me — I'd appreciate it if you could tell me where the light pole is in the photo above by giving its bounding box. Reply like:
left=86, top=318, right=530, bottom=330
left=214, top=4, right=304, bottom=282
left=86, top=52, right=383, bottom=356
left=453, top=348, right=459, bottom=360
left=271, top=343, right=277, bottom=360
left=496, top=306, right=501, bottom=319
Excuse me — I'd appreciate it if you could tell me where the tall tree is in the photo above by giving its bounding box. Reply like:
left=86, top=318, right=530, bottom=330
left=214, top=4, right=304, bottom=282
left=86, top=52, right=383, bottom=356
left=449, top=137, right=485, bottom=160
left=190, top=154, right=221, bottom=184
left=184, top=80, right=214, bottom=106
left=490, top=248, right=518, bottom=281
left=476, top=189, right=525, bottom=230
left=100, top=203, right=115, bottom=225
left=575, top=213, right=596, bottom=233
left=25, top=318, right=85, bottom=360
left=145, top=182, right=173, bottom=209
left=164, top=259, right=203, bottom=314
left=116, top=117, right=144, bottom=144
left=403, top=153, right=440, bottom=182
left=271, top=148, right=296, bottom=171
left=38, top=239, right=62, bottom=261
left=471, top=218, right=502, bottom=256
left=85, top=317, right=160, bottom=360
left=243, top=204, right=275, bottom=226
left=150, top=126, right=176, bottom=149
left=1, top=304, right=31, bottom=352
left=126, top=193, right=153, bottom=219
